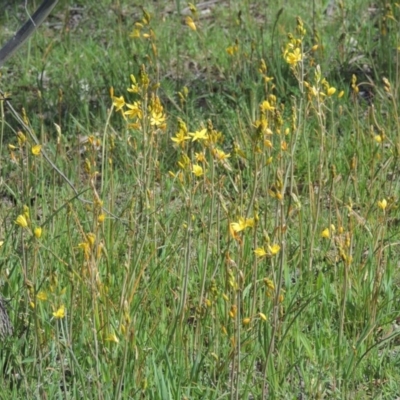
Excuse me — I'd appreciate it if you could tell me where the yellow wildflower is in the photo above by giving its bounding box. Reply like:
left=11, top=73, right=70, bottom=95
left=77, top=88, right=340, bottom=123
left=178, top=154, right=190, bottom=169
left=268, top=244, right=281, bottom=256
left=254, top=247, right=267, bottom=257
left=259, top=312, right=267, bottom=321
left=37, top=291, right=47, bottom=301
left=285, top=48, right=302, bottom=65
left=124, top=102, right=142, bottom=119
left=31, top=144, right=42, bottom=156
left=230, top=217, right=254, bottom=233
left=189, top=129, right=208, bottom=142
left=15, top=215, right=28, bottom=228
left=195, top=152, right=206, bottom=163
left=374, top=134, right=383, bottom=143
left=53, top=305, right=65, bottom=319
left=185, top=16, right=196, bottom=31
left=17, top=131, right=26, bottom=145
left=150, top=111, right=165, bottom=126
left=87, top=233, right=96, bottom=247
left=171, top=130, right=190, bottom=145
left=263, top=278, right=275, bottom=290
left=34, top=227, right=42, bottom=238
left=260, top=100, right=275, bottom=112
left=378, top=199, right=387, bottom=211
left=321, top=228, right=331, bottom=239
left=105, top=333, right=119, bottom=343
left=192, top=164, right=203, bottom=177
left=127, top=75, right=139, bottom=93
left=327, top=87, right=336, bottom=96
left=112, top=95, right=125, bottom=111
left=213, top=148, right=230, bottom=161
left=129, top=29, right=141, bottom=39
left=226, top=45, right=238, bottom=56
left=242, top=317, right=251, bottom=326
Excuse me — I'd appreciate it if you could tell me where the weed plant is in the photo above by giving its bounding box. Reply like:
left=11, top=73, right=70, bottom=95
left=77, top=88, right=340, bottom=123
left=1, top=1, right=400, bottom=398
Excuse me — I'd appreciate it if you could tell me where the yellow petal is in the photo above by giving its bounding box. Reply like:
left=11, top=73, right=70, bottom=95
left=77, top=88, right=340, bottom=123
left=15, top=215, right=28, bottom=228
left=105, top=333, right=119, bottom=343
left=53, top=305, right=65, bottom=319
left=259, top=312, right=267, bottom=321
left=254, top=247, right=267, bottom=257
left=34, top=227, right=42, bottom=238
left=321, top=228, right=330, bottom=239
left=268, top=244, right=281, bottom=256
left=378, top=199, right=387, bottom=210
left=31, top=144, right=42, bottom=156
left=185, top=16, right=196, bottom=31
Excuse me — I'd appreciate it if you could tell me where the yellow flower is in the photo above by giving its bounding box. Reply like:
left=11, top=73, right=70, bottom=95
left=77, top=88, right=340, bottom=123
left=53, top=305, right=65, bottom=319
left=226, top=45, right=238, bottom=56
left=321, top=228, right=330, bottom=239
left=23, top=205, right=30, bottom=218
left=178, top=154, right=190, bottom=169
left=127, top=74, right=139, bottom=93
left=124, top=102, right=142, bottom=119
left=285, top=48, right=302, bottom=65
left=98, top=214, right=106, bottom=223
left=242, top=317, right=251, bottom=326
left=378, top=199, right=387, bottom=211
left=195, top=152, right=206, bottom=163
left=37, top=291, right=47, bottom=301
left=87, top=233, right=96, bottom=247
left=78, top=242, right=90, bottom=258
left=192, top=164, right=204, bottom=177
left=327, top=87, right=336, bottom=96
left=263, top=278, right=275, bottom=290
left=129, top=29, right=141, bottom=39
left=171, top=130, right=190, bottom=145
left=258, top=312, right=267, bottom=321
left=374, top=135, right=383, bottom=143
left=213, top=148, right=230, bottom=161
left=230, top=217, right=254, bottom=233
left=264, top=139, right=273, bottom=148
left=17, top=131, right=26, bottom=145
left=254, top=247, right=267, bottom=257
left=105, top=333, right=119, bottom=343
left=150, top=111, right=166, bottom=126
left=185, top=16, right=196, bottom=31
left=34, top=227, right=42, bottom=238
left=268, top=244, right=280, bottom=256
left=31, top=144, right=42, bottom=156
left=189, top=128, right=208, bottom=142
left=15, top=215, right=28, bottom=228
left=112, top=95, right=125, bottom=111
left=260, top=100, right=275, bottom=112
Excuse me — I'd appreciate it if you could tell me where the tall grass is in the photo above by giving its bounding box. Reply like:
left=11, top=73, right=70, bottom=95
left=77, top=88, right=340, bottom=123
left=1, top=0, right=400, bottom=398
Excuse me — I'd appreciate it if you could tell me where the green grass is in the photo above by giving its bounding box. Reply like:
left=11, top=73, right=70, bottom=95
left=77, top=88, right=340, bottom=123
left=1, top=0, right=400, bottom=398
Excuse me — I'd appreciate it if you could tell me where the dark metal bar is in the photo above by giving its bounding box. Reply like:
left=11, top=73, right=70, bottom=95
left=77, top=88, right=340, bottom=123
left=0, top=0, right=59, bottom=67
